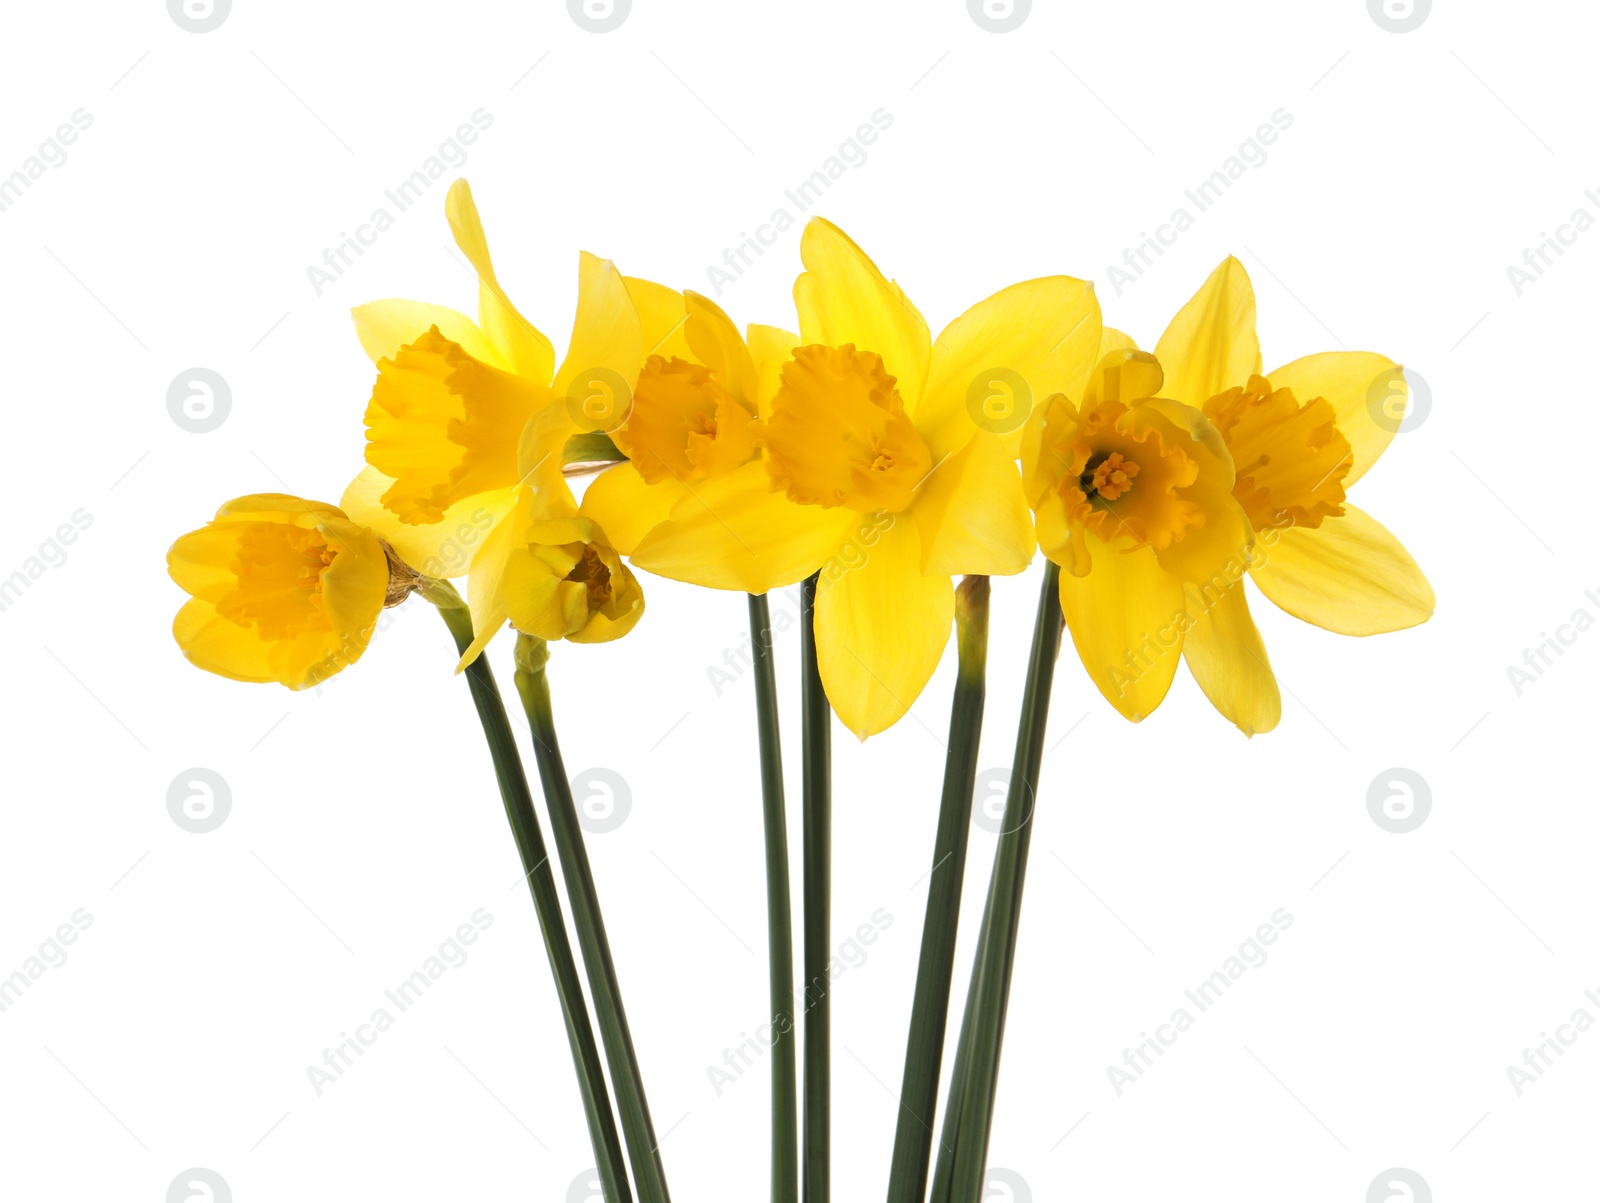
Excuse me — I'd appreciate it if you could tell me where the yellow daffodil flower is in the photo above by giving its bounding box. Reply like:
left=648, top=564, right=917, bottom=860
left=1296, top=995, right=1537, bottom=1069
left=579, top=285, right=797, bottom=554
left=337, top=178, right=647, bottom=663
left=167, top=495, right=397, bottom=689
left=616, top=218, right=1102, bottom=738
left=1021, top=347, right=1259, bottom=727
left=1138, top=257, right=1434, bottom=731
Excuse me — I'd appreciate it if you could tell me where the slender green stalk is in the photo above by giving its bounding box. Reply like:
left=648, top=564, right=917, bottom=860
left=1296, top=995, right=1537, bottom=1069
left=749, top=593, right=800, bottom=1203
left=884, top=577, right=990, bottom=1203
left=799, top=573, right=831, bottom=1203
left=931, top=563, right=1064, bottom=1203
left=433, top=596, right=631, bottom=1203
left=514, top=635, right=672, bottom=1203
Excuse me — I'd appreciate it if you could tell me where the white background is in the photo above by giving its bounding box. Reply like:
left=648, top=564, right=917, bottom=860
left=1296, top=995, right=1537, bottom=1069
left=1, top=1, right=1594, bottom=1199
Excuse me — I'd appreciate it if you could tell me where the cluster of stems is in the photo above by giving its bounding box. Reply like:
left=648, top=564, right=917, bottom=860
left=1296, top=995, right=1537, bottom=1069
left=436, top=559, right=1062, bottom=1203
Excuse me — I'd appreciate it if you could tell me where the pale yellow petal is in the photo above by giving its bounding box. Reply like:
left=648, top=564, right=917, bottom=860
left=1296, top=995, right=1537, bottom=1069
left=445, top=179, right=556, bottom=383
left=747, top=324, right=798, bottom=420
left=1098, top=326, right=1137, bottom=356
left=1250, top=504, right=1433, bottom=635
left=1267, top=352, right=1401, bottom=485
left=916, top=276, right=1102, bottom=459
left=912, top=432, right=1035, bottom=577
left=630, top=460, right=857, bottom=594
left=794, top=218, right=930, bottom=403
left=352, top=299, right=502, bottom=368
left=459, top=492, right=534, bottom=667
left=555, top=252, right=645, bottom=405
left=1181, top=580, right=1280, bottom=736
left=685, top=291, right=758, bottom=405
left=1154, top=257, right=1261, bottom=408
left=625, top=276, right=692, bottom=360
left=1059, top=538, right=1187, bottom=722
left=578, top=464, right=688, bottom=555
left=814, top=518, right=953, bottom=739
left=340, top=466, right=518, bottom=579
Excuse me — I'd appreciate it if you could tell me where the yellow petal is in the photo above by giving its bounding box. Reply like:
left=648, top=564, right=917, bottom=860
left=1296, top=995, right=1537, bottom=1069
left=685, top=291, right=758, bottom=405
left=630, top=460, right=857, bottom=594
left=578, top=464, right=688, bottom=555
left=1099, top=326, right=1137, bottom=356
left=1154, top=257, right=1261, bottom=408
left=554, top=252, right=645, bottom=410
left=445, top=179, right=556, bottom=383
left=340, top=466, right=517, bottom=579
left=814, top=518, right=953, bottom=739
left=794, top=218, right=930, bottom=404
left=352, top=299, right=502, bottom=368
left=912, top=432, right=1035, bottom=577
left=747, top=323, right=799, bottom=419
left=1250, top=504, right=1433, bottom=635
left=173, top=598, right=281, bottom=685
left=1266, top=351, right=1400, bottom=486
left=916, top=275, right=1102, bottom=459
left=1058, top=538, right=1187, bottom=722
left=1181, top=580, right=1280, bottom=735
left=625, top=276, right=693, bottom=360
left=460, top=492, right=535, bottom=667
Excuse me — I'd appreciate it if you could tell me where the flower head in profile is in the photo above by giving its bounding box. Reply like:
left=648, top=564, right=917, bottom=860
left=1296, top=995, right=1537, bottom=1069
left=167, top=495, right=399, bottom=689
left=1022, top=347, right=1256, bottom=725
left=609, top=218, right=1102, bottom=738
left=1126, top=257, right=1434, bottom=733
left=338, top=178, right=648, bottom=662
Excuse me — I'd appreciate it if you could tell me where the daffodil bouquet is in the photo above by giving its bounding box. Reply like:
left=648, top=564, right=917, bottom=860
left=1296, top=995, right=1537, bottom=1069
left=167, top=180, right=1431, bottom=1203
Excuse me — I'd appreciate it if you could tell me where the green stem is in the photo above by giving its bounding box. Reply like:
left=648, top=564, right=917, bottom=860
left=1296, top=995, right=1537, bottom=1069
left=433, top=597, right=632, bottom=1203
left=800, top=573, right=831, bottom=1203
left=883, top=577, right=989, bottom=1203
left=931, top=562, right=1064, bottom=1203
left=749, top=594, right=800, bottom=1203
left=514, top=635, right=672, bottom=1203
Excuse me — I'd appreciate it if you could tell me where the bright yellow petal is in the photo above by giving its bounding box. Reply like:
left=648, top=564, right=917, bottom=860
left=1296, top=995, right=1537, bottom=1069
left=629, top=460, right=856, bottom=594
left=1099, top=326, right=1137, bottom=356
left=1181, top=580, right=1280, bottom=736
left=625, top=276, right=692, bottom=360
left=1250, top=504, right=1433, bottom=635
left=747, top=324, right=798, bottom=419
left=352, top=299, right=502, bottom=368
left=685, top=291, right=758, bottom=405
left=1154, top=257, right=1261, bottom=409
left=578, top=464, right=688, bottom=555
left=460, top=493, right=534, bottom=667
left=794, top=218, right=930, bottom=403
left=1059, top=538, right=1187, bottom=722
left=340, top=466, right=517, bottom=579
left=1266, top=352, right=1400, bottom=485
left=916, top=276, right=1102, bottom=459
left=814, top=518, right=953, bottom=740
left=912, top=432, right=1035, bottom=577
left=555, top=252, right=645, bottom=405
left=445, top=179, right=556, bottom=383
